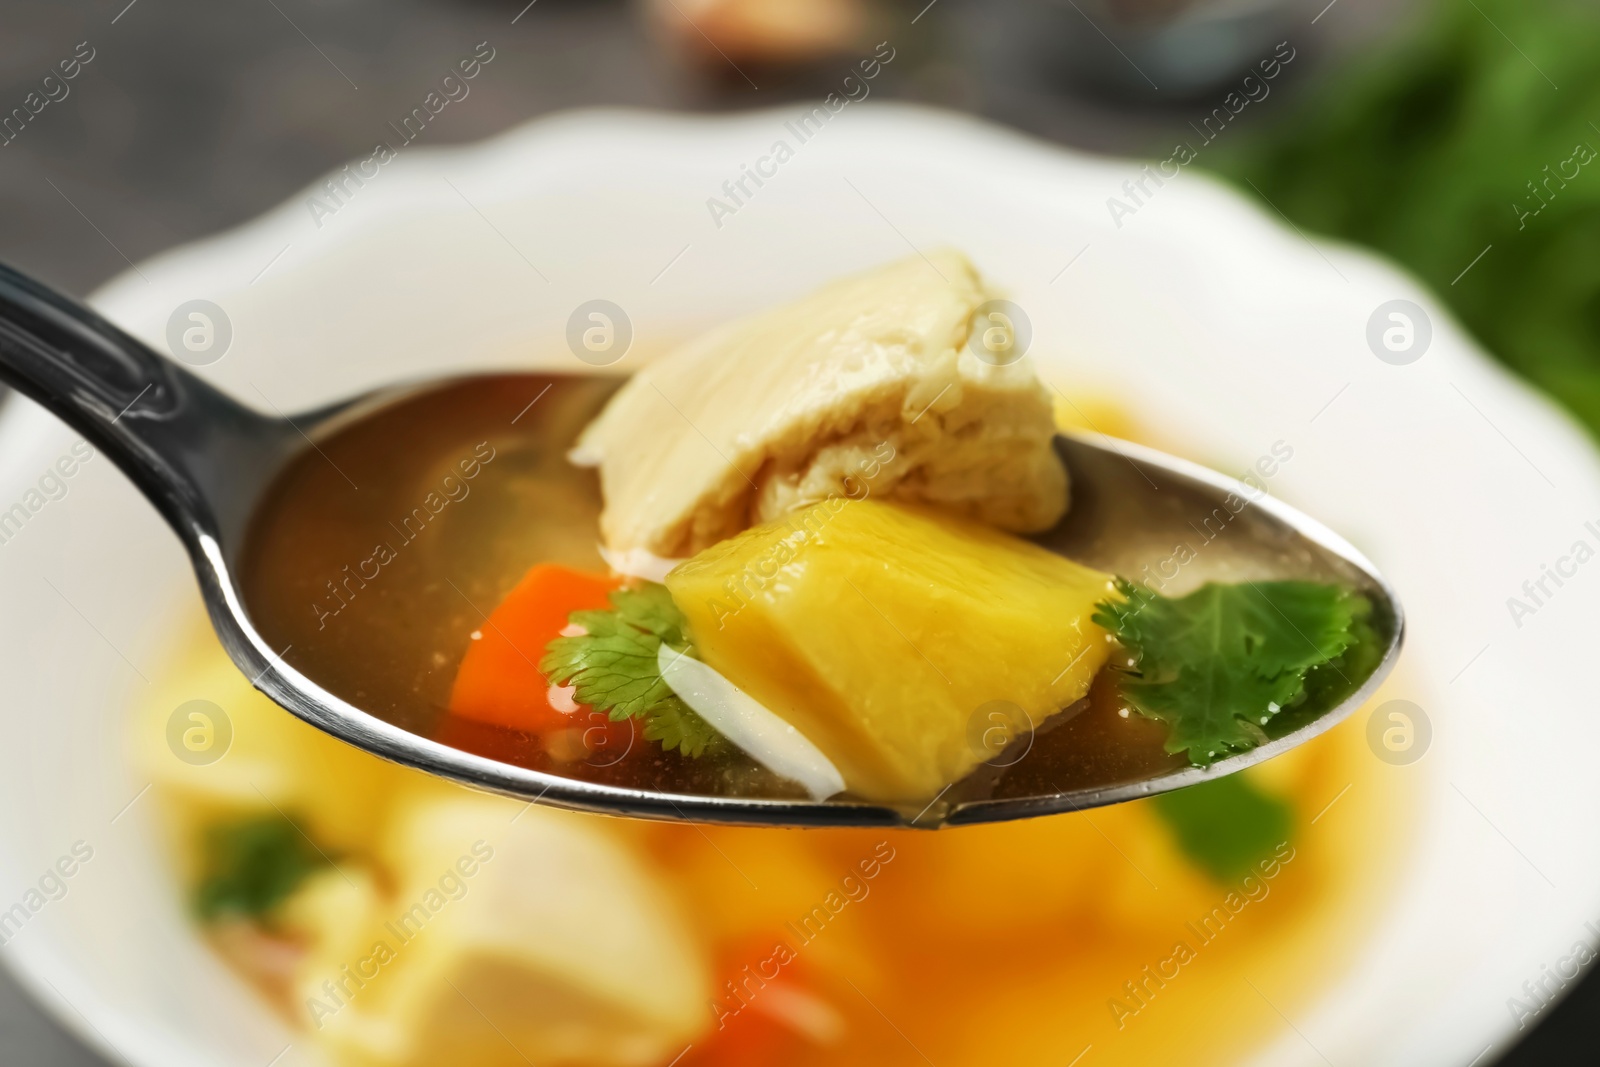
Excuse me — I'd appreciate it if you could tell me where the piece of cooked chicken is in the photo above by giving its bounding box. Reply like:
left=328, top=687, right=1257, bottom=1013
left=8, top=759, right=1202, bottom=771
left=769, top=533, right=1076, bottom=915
left=572, top=249, right=1068, bottom=558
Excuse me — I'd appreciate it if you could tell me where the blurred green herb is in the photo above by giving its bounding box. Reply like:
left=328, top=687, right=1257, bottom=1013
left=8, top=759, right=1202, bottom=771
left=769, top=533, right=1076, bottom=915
left=1212, top=0, right=1600, bottom=433
left=192, top=813, right=328, bottom=923
left=1151, top=773, right=1294, bottom=883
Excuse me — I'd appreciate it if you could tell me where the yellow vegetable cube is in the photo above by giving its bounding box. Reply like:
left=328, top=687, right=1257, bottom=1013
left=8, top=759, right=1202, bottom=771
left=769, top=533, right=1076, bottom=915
left=666, top=499, right=1117, bottom=804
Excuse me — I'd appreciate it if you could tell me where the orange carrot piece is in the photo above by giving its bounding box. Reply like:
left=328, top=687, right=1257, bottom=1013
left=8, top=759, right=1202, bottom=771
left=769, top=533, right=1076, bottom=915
left=448, top=563, right=619, bottom=733
left=681, top=943, right=830, bottom=1067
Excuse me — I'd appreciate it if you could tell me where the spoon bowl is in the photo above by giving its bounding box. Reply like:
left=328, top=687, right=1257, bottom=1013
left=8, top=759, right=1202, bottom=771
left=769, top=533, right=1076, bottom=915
left=0, top=263, right=1402, bottom=828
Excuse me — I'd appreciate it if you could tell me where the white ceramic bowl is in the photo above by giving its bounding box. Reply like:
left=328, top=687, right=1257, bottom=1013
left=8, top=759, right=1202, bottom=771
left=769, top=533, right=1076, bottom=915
left=0, top=105, right=1596, bottom=1067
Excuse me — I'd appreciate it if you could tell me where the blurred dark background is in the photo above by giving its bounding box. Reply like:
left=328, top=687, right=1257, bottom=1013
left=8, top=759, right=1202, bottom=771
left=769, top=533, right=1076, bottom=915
left=2, top=0, right=1597, bottom=1063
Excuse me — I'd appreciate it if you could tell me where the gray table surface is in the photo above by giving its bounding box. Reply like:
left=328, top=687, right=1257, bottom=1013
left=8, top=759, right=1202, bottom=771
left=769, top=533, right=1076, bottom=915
left=6, top=1, right=1583, bottom=1064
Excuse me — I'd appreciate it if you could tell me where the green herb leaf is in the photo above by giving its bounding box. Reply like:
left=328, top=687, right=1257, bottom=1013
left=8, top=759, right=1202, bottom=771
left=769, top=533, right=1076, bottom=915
left=1150, top=773, right=1294, bottom=883
left=1094, top=579, right=1371, bottom=767
left=540, top=583, right=723, bottom=757
left=192, top=813, right=327, bottom=923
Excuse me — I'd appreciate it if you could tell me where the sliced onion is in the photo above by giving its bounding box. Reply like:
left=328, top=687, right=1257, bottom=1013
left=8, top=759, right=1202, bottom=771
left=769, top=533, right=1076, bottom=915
left=598, top=543, right=685, bottom=584
left=656, top=644, right=845, bottom=801
left=566, top=442, right=603, bottom=467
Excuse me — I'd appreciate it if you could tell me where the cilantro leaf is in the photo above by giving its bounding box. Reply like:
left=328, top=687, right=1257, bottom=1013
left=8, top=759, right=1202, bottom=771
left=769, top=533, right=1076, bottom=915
left=193, top=813, right=328, bottom=923
left=540, top=583, right=723, bottom=757
left=1094, top=579, right=1372, bottom=767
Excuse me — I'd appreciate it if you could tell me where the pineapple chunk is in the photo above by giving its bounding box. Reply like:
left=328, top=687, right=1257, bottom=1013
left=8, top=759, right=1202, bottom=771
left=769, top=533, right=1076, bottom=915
left=665, top=499, right=1117, bottom=803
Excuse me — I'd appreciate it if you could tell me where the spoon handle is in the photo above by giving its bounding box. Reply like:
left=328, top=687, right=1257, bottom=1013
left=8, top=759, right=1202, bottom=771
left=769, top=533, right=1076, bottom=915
left=0, top=263, right=289, bottom=543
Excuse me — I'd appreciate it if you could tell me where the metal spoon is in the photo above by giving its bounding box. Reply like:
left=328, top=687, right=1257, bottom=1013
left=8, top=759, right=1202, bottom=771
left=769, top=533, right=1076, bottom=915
left=0, top=263, right=1403, bottom=829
